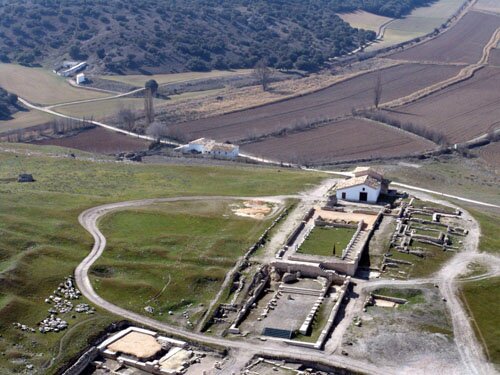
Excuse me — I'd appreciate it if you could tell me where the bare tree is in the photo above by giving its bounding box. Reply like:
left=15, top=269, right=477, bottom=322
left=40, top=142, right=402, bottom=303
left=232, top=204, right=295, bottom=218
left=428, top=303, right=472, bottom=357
left=146, top=121, right=167, bottom=140
left=253, top=59, right=273, bottom=92
left=144, top=89, right=154, bottom=125
left=144, top=79, right=158, bottom=125
left=374, top=73, right=382, bottom=109
left=117, top=107, right=136, bottom=131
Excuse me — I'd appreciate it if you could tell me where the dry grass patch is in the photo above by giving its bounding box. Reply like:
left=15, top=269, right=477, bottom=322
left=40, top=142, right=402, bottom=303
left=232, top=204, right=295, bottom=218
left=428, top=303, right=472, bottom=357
left=0, top=64, right=108, bottom=105
left=337, top=10, right=393, bottom=32
left=99, top=69, right=252, bottom=87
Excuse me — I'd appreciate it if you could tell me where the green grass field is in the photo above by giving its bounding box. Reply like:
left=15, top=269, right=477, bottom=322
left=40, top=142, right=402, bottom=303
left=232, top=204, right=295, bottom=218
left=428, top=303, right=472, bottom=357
left=298, top=227, right=356, bottom=257
left=0, top=110, right=56, bottom=133
left=0, top=142, right=325, bottom=374
left=99, top=69, right=252, bottom=87
left=460, top=207, right=500, bottom=366
left=468, top=209, right=500, bottom=254
left=93, top=200, right=275, bottom=326
left=0, top=64, right=108, bottom=105
left=382, top=156, right=499, bottom=207
left=461, top=277, right=500, bottom=365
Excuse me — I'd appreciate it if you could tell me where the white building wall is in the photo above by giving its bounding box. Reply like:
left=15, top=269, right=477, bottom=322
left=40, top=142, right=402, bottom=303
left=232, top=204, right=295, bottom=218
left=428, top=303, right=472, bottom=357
left=336, top=184, right=381, bottom=203
left=186, top=143, right=206, bottom=153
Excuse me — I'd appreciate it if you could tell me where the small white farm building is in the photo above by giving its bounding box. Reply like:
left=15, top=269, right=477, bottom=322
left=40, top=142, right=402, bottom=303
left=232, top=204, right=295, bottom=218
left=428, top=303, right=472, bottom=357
left=336, top=167, right=389, bottom=203
left=176, top=138, right=239, bottom=159
left=76, top=73, right=86, bottom=84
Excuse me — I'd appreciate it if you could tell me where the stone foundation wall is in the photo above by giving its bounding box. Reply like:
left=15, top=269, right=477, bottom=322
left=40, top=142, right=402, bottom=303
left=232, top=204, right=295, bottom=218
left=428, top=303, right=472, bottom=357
left=62, top=347, right=99, bottom=375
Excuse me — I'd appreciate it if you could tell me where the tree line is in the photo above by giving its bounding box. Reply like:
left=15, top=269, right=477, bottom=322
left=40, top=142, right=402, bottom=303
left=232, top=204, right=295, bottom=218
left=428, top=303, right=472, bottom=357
left=0, top=87, right=19, bottom=120
left=0, top=0, right=431, bottom=74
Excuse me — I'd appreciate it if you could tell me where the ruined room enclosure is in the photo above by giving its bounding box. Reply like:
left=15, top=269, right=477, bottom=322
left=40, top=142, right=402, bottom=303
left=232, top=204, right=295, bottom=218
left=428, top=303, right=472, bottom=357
left=210, top=265, right=350, bottom=350
left=243, top=356, right=357, bottom=375
left=85, top=326, right=224, bottom=375
left=380, top=197, right=469, bottom=279
left=341, top=285, right=460, bottom=373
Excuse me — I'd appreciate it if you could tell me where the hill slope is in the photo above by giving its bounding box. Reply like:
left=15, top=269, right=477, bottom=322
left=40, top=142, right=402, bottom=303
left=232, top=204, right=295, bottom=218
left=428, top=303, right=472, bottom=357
left=0, top=0, right=433, bottom=74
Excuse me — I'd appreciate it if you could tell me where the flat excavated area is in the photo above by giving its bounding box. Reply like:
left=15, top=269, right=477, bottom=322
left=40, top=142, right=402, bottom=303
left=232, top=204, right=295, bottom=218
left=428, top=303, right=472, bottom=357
left=107, top=331, right=162, bottom=359
left=378, top=67, right=500, bottom=143
left=169, top=64, right=461, bottom=142
left=242, top=118, right=435, bottom=164
left=389, top=11, right=500, bottom=64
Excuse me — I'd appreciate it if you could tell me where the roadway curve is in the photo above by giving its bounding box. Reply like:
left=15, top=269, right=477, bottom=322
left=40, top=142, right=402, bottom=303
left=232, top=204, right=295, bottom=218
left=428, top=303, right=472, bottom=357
left=75, top=195, right=394, bottom=375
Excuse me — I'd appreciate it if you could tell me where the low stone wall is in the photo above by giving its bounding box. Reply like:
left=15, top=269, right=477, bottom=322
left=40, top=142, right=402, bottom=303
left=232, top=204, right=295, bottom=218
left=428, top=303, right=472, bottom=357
left=341, top=220, right=365, bottom=259
left=229, top=276, right=269, bottom=333
left=314, top=278, right=350, bottom=350
left=271, top=261, right=346, bottom=284
left=62, top=347, right=99, bottom=375
left=315, top=219, right=357, bottom=229
left=371, top=294, right=407, bottom=305
left=286, top=221, right=306, bottom=247
left=303, top=208, right=316, bottom=222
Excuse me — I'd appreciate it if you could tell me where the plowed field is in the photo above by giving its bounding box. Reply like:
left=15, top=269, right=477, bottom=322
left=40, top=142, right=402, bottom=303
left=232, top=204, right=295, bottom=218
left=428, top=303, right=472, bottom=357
left=478, top=142, right=500, bottom=167
left=34, top=127, right=149, bottom=154
left=389, top=11, right=500, bottom=64
left=241, top=118, right=435, bottom=164
left=169, top=63, right=460, bottom=142
left=378, top=68, right=500, bottom=143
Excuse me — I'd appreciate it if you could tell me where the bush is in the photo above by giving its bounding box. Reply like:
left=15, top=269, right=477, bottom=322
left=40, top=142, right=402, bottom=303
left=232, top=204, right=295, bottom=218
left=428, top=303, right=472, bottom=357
left=186, top=58, right=210, bottom=72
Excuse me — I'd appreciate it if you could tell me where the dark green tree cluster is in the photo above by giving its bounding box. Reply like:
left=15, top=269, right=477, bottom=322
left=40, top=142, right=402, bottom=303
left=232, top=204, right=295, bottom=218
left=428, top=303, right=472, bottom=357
left=0, top=87, right=18, bottom=120
left=0, top=0, right=432, bottom=73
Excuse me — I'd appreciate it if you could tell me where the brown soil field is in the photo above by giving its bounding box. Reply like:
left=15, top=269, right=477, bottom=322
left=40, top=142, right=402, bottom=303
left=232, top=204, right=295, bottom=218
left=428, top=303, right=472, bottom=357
left=169, top=64, right=460, bottom=142
left=389, top=11, right=500, bottom=64
left=478, top=141, right=500, bottom=168
left=241, top=118, right=435, bottom=164
left=34, top=127, right=149, bottom=154
left=378, top=67, right=500, bottom=143
left=489, top=49, right=500, bottom=66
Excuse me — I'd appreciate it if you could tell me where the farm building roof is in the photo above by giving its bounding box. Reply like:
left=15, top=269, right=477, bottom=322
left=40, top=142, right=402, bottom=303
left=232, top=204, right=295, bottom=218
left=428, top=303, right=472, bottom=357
left=352, top=167, right=383, bottom=181
left=336, top=175, right=381, bottom=190
left=189, top=138, right=238, bottom=153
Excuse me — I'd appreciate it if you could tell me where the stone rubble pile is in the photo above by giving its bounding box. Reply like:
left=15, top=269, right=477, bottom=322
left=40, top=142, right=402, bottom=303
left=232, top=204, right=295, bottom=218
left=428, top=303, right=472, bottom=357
left=56, top=276, right=81, bottom=300
left=39, top=315, right=68, bottom=333
left=12, top=322, right=36, bottom=333
left=75, top=303, right=94, bottom=314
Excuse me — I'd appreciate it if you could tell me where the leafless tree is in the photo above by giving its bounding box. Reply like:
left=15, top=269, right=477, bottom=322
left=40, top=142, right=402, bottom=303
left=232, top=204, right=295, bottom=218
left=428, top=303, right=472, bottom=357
left=144, top=89, right=155, bottom=125
left=146, top=121, right=167, bottom=140
left=374, top=73, right=382, bottom=109
left=253, top=59, right=273, bottom=92
left=117, top=107, right=136, bottom=131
